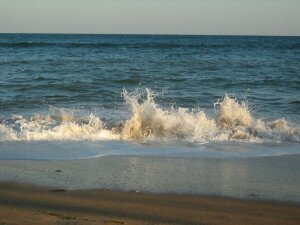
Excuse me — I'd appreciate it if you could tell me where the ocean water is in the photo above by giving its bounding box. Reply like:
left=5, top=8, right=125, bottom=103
left=0, top=34, right=299, bottom=160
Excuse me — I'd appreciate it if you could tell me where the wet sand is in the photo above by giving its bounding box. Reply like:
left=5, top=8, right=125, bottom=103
left=1, top=182, right=299, bottom=225
left=1, top=155, right=299, bottom=202
left=1, top=155, right=299, bottom=224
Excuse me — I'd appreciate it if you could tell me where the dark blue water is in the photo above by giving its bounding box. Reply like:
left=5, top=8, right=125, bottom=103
left=0, top=34, right=299, bottom=159
left=1, top=34, right=299, bottom=119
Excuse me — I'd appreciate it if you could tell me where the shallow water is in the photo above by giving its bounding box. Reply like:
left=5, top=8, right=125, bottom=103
left=1, top=155, right=299, bottom=202
left=0, top=140, right=299, bottom=160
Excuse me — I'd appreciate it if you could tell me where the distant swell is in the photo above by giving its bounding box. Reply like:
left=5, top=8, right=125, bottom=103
left=0, top=42, right=256, bottom=49
left=0, top=42, right=54, bottom=47
left=0, top=89, right=299, bottom=143
left=291, top=43, right=300, bottom=49
left=1, top=41, right=299, bottom=50
left=0, top=42, right=120, bottom=48
left=0, top=41, right=229, bottom=49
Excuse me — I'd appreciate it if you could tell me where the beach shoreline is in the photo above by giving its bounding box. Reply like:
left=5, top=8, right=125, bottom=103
left=1, top=181, right=299, bottom=225
left=1, top=154, right=299, bottom=203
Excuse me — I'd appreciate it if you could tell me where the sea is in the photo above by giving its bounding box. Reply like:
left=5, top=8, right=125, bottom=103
left=0, top=34, right=299, bottom=160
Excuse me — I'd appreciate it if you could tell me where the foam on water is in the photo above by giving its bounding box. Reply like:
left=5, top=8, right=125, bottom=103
left=121, top=89, right=299, bottom=143
left=0, top=89, right=299, bottom=143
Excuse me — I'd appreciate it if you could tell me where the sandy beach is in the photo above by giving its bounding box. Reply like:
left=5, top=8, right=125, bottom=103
left=1, top=154, right=300, bottom=224
left=1, top=182, right=299, bottom=225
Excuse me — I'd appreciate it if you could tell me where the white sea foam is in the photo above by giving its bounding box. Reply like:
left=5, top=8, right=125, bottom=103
left=0, top=89, right=299, bottom=143
left=0, top=110, right=119, bottom=141
left=121, top=89, right=299, bottom=142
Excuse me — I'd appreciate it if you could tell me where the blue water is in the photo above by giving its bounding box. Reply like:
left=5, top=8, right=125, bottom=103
left=0, top=34, right=299, bottom=160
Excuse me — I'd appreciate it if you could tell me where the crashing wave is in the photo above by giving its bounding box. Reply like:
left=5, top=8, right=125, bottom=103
left=0, top=89, right=299, bottom=142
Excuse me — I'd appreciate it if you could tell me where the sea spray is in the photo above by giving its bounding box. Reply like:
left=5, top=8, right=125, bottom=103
left=0, top=89, right=299, bottom=143
left=122, top=88, right=217, bottom=141
left=217, top=95, right=252, bottom=127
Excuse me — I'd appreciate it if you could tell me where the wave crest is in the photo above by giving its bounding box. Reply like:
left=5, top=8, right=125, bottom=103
left=0, top=89, right=299, bottom=143
left=121, top=89, right=299, bottom=142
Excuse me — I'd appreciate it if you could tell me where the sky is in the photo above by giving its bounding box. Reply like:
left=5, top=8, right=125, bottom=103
left=0, top=0, right=299, bottom=36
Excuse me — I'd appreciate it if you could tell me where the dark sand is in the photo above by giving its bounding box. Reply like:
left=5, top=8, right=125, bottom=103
left=1, top=182, right=299, bottom=225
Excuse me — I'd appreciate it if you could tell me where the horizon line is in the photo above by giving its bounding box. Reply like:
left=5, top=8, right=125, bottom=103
left=0, top=32, right=299, bottom=37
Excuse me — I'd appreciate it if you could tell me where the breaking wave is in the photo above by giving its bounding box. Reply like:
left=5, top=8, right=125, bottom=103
left=0, top=89, right=299, bottom=143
